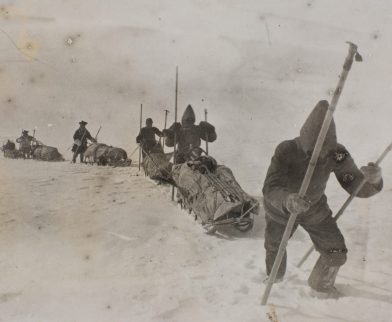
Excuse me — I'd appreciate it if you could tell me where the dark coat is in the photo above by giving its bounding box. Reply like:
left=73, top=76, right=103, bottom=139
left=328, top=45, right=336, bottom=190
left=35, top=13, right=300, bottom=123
left=164, top=122, right=217, bottom=154
left=136, top=127, right=162, bottom=145
left=262, top=138, right=383, bottom=225
left=72, top=128, right=94, bottom=153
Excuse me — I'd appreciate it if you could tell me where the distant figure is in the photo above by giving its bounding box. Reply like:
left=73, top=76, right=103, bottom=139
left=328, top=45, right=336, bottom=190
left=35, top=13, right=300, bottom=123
left=136, top=118, right=163, bottom=156
left=164, top=104, right=217, bottom=163
left=16, top=130, right=36, bottom=159
left=72, top=121, right=96, bottom=163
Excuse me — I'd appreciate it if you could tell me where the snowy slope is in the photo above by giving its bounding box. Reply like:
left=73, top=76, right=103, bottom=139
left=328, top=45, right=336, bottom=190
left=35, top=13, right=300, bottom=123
left=1, top=158, right=391, bottom=322
left=1, top=0, right=392, bottom=321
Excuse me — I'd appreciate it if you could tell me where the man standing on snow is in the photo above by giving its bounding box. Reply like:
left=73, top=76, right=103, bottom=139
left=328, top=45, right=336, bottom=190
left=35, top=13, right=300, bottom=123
left=136, top=118, right=163, bottom=156
left=262, top=100, right=383, bottom=295
left=72, top=121, right=96, bottom=163
left=16, top=130, right=36, bottom=159
left=164, top=104, right=217, bottom=163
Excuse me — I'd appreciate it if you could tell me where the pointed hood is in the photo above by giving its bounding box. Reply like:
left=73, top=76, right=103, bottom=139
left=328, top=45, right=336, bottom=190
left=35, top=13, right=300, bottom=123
left=181, top=104, right=196, bottom=127
left=299, top=100, right=337, bottom=154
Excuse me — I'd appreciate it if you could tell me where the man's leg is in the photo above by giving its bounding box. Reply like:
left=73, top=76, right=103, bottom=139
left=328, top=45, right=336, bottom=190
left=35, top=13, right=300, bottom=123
left=80, top=152, right=84, bottom=163
left=302, top=214, right=347, bottom=292
left=264, top=215, right=298, bottom=280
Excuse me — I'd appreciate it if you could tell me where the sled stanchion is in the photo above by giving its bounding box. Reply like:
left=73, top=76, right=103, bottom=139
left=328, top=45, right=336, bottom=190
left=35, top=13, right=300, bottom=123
left=95, top=125, right=102, bottom=142
left=297, top=140, right=392, bottom=268
left=171, top=66, right=179, bottom=201
left=261, top=42, right=361, bottom=305
left=138, top=104, right=143, bottom=171
left=161, top=109, right=169, bottom=149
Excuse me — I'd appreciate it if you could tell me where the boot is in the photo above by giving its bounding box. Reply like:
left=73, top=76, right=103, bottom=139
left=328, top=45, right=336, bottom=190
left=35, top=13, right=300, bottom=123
left=308, top=256, right=340, bottom=295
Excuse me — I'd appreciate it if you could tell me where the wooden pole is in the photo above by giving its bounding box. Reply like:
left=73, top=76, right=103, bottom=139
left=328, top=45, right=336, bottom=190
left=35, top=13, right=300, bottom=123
left=138, top=104, right=143, bottom=171
left=162, top=109, right=169, bottom=148
left=261, top=42, right=361, bottom=305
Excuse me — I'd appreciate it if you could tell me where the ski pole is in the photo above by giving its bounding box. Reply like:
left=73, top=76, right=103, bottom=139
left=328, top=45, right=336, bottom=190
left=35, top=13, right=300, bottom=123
left=297, top=139, right=392, bottom=268
left=162, top=109, right=169, bottom=148
left=171, top=66, right=179, bottom=201
left=95, top=125, right=102, bottom=141
left=160, top=109, right=169, bottom=147
left=128, top=145, right=140, bottom=159
left=261, top=42, right=362, bottom=305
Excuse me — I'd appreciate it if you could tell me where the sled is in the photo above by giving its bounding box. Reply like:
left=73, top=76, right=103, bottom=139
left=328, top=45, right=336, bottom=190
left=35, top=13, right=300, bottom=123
left=142, top=143, right=173, bottom=182
left=84, top=143, right=131, bottom=166
left=32, top=143, right=64, bottom=161
left=171, top=157, right=259, bottom=233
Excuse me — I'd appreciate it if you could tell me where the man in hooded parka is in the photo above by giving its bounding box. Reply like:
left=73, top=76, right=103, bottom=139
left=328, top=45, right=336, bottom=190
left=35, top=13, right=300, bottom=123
left=164, top=104, right=217, bottom=163
left=262, top=100, right=383, bottom=295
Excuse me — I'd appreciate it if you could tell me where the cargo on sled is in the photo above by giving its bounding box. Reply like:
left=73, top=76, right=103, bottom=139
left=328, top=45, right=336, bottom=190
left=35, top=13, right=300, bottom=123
left=84, top=143, right=131, bottom=167
left=32, top=141, right=64, bottom=161
left=171, top=151, right=259, bottom=234
left=140, top=143, right=173, bottom=183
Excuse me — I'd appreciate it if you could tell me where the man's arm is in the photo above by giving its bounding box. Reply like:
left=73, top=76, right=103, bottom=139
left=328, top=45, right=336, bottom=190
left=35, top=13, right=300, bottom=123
left=262, top=141, right=293, bottom=213
left=199, top=121, right=217, bottom=142
left=84, top=130, right=96, bottom=142
left=153, top=127, right=163, bottom=137
left=334, top=144, right=383, bottom=198
left=136, top=128, right=143, bottom=144
left=163, top=122, right=181, bottom=147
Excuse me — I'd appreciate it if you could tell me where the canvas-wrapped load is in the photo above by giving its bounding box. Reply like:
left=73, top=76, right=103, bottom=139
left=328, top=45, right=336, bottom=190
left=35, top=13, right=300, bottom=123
left=84, top=143, right=131, bottom=166
left=84, top=143, right=108, bottom=164
left=2, top=140, right=21, bottom=159
left=32, top=144, right=64, bottom=161
left=4, top=149, right=21, bottom=159
left=106, top=147, right=130, bottom=167
left=95, top=144, right=110, bottom=165
left=142, top=144, right=172, bottom=181
left=171, top=157, right=259, bottom=233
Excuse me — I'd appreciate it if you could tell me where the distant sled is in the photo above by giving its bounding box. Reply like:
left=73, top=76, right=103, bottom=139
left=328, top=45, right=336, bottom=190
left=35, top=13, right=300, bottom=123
left=84, top=143, right=131, bottom=167
left=1, top=140, right=22, bottom=159
left=2, top=139, right=64, bottom=161
left=32, top=142, right=65, bottom=161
